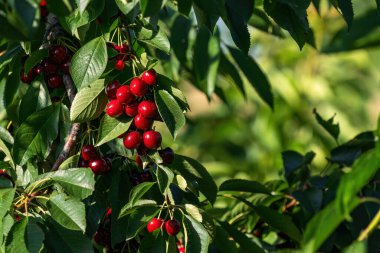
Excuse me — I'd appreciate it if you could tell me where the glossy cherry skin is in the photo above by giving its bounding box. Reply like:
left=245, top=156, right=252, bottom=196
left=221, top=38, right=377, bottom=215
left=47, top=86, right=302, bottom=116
left=141, top=69, right=157, bottom=86
left=114, top=60, right=125, bottom=71
left=106, top=99, right=123, bottom=117
left=106, top=207, right=112, bottom=217
left=60, top=60, right=70, bottom=74
left=123, top=131, right=142, bottom=149
left=159, top=147, right=175, bottom=164
left=105, top=80, right=120, bottom=99
left=47, top=75, right=63, bottom=88
left=178, top=246, right=185, bottom=253
left=130, top=78, right=148, bottom=97
left=125, top=102, right=139, bottom=117
left=116, top=85, right=135, bottom=104
left=165, top=219, right=181, bottom=236
left=49, top=45, right=68, bottom=64
left=138, top=100, right=158, bottom=118
left=20, top=69, right=35, bottom=84
left=89, top=159, right=111, bottom=175
left=78, top=158, right=88, bottom=167
left=41, top=59, right=58, bottom=74
left=134, top=114, right=153, bottom=131
left=143, top=130, right=162, bottom=149
left=39, top=0, right=47, bottom=7
left=81, top=145, right=99, bottom=162
left=147, top=218, right=164, bottom=233
left=34, top=66, right=42, bottom=76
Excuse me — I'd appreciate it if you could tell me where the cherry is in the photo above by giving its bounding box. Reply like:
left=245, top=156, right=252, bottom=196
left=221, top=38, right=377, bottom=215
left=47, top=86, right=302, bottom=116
left=47, top=75, right=63, bottom=88
left=125, top=102, right=139, bottom=117
left=141, top=69, right=157, bottom=86
left=106, top=99, right=123, bottom=117
left=136, top=155, right=143, bottom=168
left=89, top=159, right=110, bottom=175
left=138, top=100, right=158, bottom=118
left=134, top=114, right=153, bottom=131
left=34, top=66, right=42, bottom=76
left=39, top=0, right=47, bottom=7
left=130, top=78, right=148, bottom=97
left=140, top=170, right=152, bottom=182
left=116, top=85, right=135, bottom=104
left=178, top=246, right=185, bottom=253
left=137, top=145, right=148, bottom=156
left=143, top=130, right=162, bottom=149
left=105, top=80, right=120, bottom=99
left=78, top=158, right=88, bottom=167
left=119, top=43, right=129, bottom=53
left=60, top=61, right=70, bottom=74
left=49, top=45, right=68, bottom=64
left=81, top=145, right=99, bottom=161
left=105, top=208, right=112, bottom=217
left=165, top=219, right=181, bottom=236
left=20, top=69, right=34, bottom=84
left=123, top=131, right=142, bottom=149
left=147, top=218, right=164, bottom=233
left=159, top=147, right=175, bottom=164
left=115, top=60, right=125, bottom=71
left=41, top=59, right=58, bottom=74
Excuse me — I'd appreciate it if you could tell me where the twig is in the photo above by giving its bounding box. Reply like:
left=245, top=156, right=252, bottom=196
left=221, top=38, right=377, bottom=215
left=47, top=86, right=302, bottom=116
left=358, top=210, right=380, bottom=241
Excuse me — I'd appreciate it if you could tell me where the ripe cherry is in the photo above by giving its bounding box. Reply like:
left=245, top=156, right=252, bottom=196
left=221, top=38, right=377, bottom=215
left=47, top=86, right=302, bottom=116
left=49, top=45, right=68, bottom=64
left=105, top=80, right=120, bottom=99
left=116, top=85, right=135, bottom=104
left=178, top=246, right=185, bottom=253
left=130, top=78, right=148, bottom=97
left=123, top=131, right=142, bottom=149
left=106, top=99, right=123, bottom=117
left=141, top=69, right=157, bottom=86
left=147, top=218, right=164, bottom=233
left=34, top=66, right=42, bottom=76
left=136, top=155, right=143, bottom=168
left=143, top=130, right=162, bottom=149
left=140, top=170, right=152, bottom=182
left=81, top=145, right=99, bottom=162
left=41, top=59, right=58, bottom=74
left=134, top=114, right=153, bottom=131
left=47, top=75, right=63, bottom=88
left=89, top=159, right=111, bottom=175
left=115, top=60, right=125, bottom=71
left=138, top=100, right=158, bottom=118
left=60, top=61, right=70, bottom=74
left=165, top=219, right=181, bottom=236
left=39, top=0, right=47, bottom=7
left=125, top=102, right=139, bottom=117
left=105, top=208, right=112, bottom=217
left=159, top=147, right=175, bottom=164
left=20, top=69, right=34, bottom=84
left=119, top=43, right=129, bottom=53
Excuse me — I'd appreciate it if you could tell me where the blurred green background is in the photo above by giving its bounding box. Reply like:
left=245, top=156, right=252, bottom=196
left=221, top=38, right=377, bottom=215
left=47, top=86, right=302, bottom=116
left=157, top=1, right=380, bottom=185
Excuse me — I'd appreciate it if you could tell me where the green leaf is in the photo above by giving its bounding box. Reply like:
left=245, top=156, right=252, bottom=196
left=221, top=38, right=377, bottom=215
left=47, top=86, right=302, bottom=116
left=0, top=15, right=28, bottom=41
left=0, top=138, right=14, bottom=168
left=137, top=26, right=171, bottom=54
left=254, top=205, right=302, bottom=242
left=119, top=199, right=157, bottom=218
left=24, top=49, right=48, bottom=73
left=313, top=109, right=340, bottom=141
left=219, top=53, right=246, bottom=98
left=50, top=168, right=95, bottom=200
left=154, top=89, right=186, bottom=138
left=343, top=241, right=367, bottom=253
left=183, top=214, right=210, bottom=253
left=13, top=104, right=60, bottom=166
left=138, top=232, right=166, bottom=253
left=213, top=225, right=239, bottom=253
left=0, top=127, right=13, bottom=145
left=129, top=182, right=156, bottom=207
left=228, top=46, right=274, bottom=108
left=70, top=36, right=107, bottom=90
left=70, top=79, right=108, bottom=122
left=193, top=26, right=220, bottom=97
left=248, top=9, right=284, bottom=38
left=96, top=115, right=132, bottom=146
left=26, top=218, right=44, bottom=253
left=157, top=165, right=174, bottom=194
left=47, top=0, right=73, bottom=17
left=6, top=218, right=28, bottom=253
left=219, top=179, right=272, bottom=194
left=76, top=0, right=91, bottom=14
left=0, top=188, right=16, bottom=219
left=330, top=0, right=354, bottom=30
left=140, top=0, right=165, bottom=17
left=301, top=197, right=361, bottom=253
left=58, top=154, right=80, bottom=170
left=169, top=155, right=217, bottom=204
left=115, top=0, right=139, bottom=15
left=47, top=194, right=86, bottom=232
left=177, top=0, right=193, bottom=16
left=156, top=74, right=190, bottom=111
left=218, top=221, right=265, bottom=253
left=171, top=15, right=191, bottom=64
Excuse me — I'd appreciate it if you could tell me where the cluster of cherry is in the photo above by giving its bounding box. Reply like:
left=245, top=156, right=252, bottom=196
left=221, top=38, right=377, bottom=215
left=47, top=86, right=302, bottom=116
left=20, top=45, right=71, bottom=90
left=79, top=145, right=111, bottom=175
left=107, top=42, right=130, bottom=71
left=147, top=217, right=181, bottom=237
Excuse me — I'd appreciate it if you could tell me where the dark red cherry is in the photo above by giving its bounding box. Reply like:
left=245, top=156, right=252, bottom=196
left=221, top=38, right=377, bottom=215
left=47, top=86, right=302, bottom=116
left=20, top=69, right=34, bottom=84
left=130, top=78, right=148, bottom=97
left=39, top=0, right=47, bottom=7
left=34, top=66, right=42, bottom=76
left=141, top=69, right=157, bottom=86
left=140, top=170, right=152, bottom=182
left=41, top=59, right=58, bottom=74
left=138, top=100, right=158, bottom=118
left=159, top=147, right=175, bottom=164
left=123, top=131, right=142, bottom=149
left=143, top=130, right=162, bottom=149
left=89, top=159, right=111, bottom=175
left=116, top=85, right=135, bottom=104
left=147, top=218, right=164, bottom=233
left=81, top=145, right=99, bottom=162
left=114, top=60, right=125, bottom=71
left=165, top=219, right=181, bottom=236
left=49, top=45, right=68, bottom=64
left=125, top=102, right=139, bottom=117
left=105, top=80, right=120, bottom=99
left=106, top=99, right=123, bottom=117
left=134, top=114, right=153, bottom=131
left=136, top=155, right=143, bottom=168
left=60, top=61, right=70, bottom=74
left=93, top=227, right=111, bottom=247
left=47, top=75, right=63, bottom=88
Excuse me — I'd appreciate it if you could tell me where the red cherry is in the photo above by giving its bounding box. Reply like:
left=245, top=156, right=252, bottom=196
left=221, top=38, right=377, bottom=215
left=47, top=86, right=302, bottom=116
left=130, top=78, right=148, bottom=97
left=138, top=100, right=158, bottom=118
left=125, top=102, right=139, bottom=117
left=39, top=0, right=47, bottom=7
left=119, top=43, right=129, bottom=53
left=106, top=99, right=123, bottom=117
left=89, top=159, right=111, bottom=175
left=41, top=59, right=58, bottom=74
left=81, top=145, right=99, bottom=162
left=136, top=155, right=143, bottom=168
left=114, top=60, right=125, bottom=71
left=159, top=147, right=175, bottom=164
left=141, top=69, right=157, bottom=86
left=123, top=131, right=142, bottom=149
left=165, top=219, right=181, bottom=236
left=60, top=61, right=70, bottom=74
left=134, top=114, right=153, bottom=131
left=47, top=75, right=63, bottom=88
left=49, top=45, right=68, bottom=64
left=20, top=69, right=34, bottom=84
left=147, top=218, right=164, bottom=233
left=78, top=158, right=88, bottom=167
left=178, top=246, right=185, bottom=253
left=116, top=85, right=135, bottom=104
left=105, top=80, right=120, bottom=99
left=106, top=208, right=112, bottom=217
left=137, top=145, right=148, bottom=156
left=143, top=130, right=162, bottom=150
left=34, top=66, right=42, bottom=76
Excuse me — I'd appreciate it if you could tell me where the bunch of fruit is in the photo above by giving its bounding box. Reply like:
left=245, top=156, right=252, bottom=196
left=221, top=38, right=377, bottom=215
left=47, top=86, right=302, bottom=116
left=107, top=42, right=131, bottom=71
left=79, top=145, right=111, bottom=175
left=147, top=217, right=181, bottom=236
